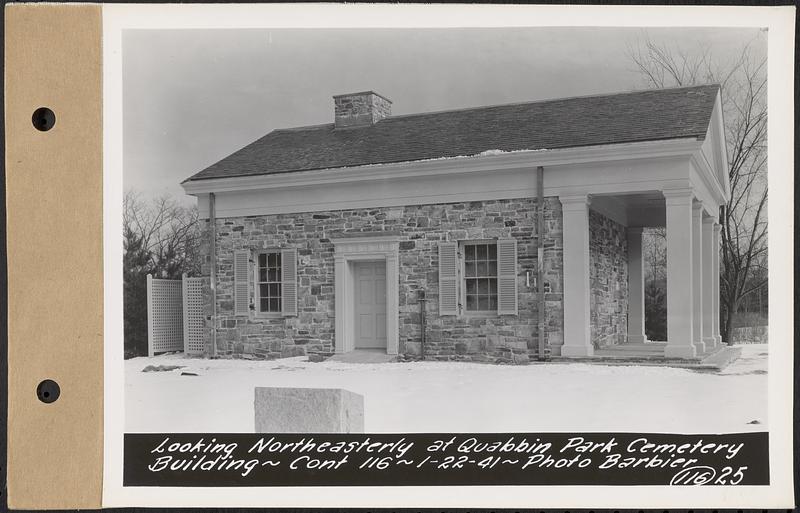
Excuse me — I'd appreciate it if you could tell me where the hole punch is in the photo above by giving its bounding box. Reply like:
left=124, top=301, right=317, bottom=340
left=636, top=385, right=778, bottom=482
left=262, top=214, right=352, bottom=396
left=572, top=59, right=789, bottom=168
left=32, top=107, right=56, bottom=131
left=36, top=379, right=60, bottom=404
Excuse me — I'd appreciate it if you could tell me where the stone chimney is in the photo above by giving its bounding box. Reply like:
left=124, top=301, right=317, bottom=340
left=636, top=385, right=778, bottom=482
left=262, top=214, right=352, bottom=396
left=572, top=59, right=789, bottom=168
left=333, top=91, right=392, bottom=128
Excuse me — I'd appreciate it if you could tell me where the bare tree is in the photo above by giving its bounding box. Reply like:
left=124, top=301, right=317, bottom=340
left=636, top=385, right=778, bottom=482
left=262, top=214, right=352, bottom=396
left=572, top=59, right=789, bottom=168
left=123, top=191, right=202, bottom=357
left=124, top=190, right=202, bottom=277
left=627, top=33, right=768, bottom=343
left=643, top=228, right=667, bottom=340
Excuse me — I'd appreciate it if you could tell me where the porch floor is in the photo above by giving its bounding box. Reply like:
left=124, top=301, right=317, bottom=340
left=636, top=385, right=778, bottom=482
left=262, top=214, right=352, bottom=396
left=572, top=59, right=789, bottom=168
left=554, top=342, right=741, bottom=370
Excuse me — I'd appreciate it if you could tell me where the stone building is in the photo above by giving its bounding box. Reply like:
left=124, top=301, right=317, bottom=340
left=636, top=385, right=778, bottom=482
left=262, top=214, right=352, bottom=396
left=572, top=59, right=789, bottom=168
left=181, top=85, right=729, bottom=362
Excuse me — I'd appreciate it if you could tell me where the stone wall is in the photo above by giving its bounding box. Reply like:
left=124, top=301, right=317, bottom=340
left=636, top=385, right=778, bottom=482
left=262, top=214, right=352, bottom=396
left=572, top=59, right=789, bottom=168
left=200, top=197, right=564, bottom=362
left=589, top=209, right=629, bottom=348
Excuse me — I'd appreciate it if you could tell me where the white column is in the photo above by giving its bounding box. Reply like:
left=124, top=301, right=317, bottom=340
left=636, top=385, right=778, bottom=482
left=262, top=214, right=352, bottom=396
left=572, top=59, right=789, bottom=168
left=627, top=227, right=647, bottom=344
left=385, top=252, right=400, bottom=355
left=691, top=203, right=705, bottom=353
left=663, top=190, right=696, bottom=358
left=702, top=217, right=716, bottom=349
left=713, top=223, right=723, bottom=345
left=560, top=194, right=593, bottom=357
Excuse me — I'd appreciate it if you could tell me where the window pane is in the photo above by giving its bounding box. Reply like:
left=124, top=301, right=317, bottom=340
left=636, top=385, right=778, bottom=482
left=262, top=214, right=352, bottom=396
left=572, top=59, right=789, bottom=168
left=260, top=298, right=269, bottom=312
left=478, top=279, right=489, bottom=294
left=269, top=298, right=281, bottom=312
left=268, top=269, right=279, bottom=282
left=478, top=296, right=490, bottom=311
left=476, top=244, right=487, bottom=259
left=466, top=279, right=477, bottom=294
left=259, top=268, right=268, bottom=282
left=488, top=261, right=497, bottom=277
left=489, top=279, right=497, bottom=294
left=269, top=283, right=280, bottom=297
left=275, top=253, right=282, bottom=267
left=476, top=262, right=487, bottom=277
left=488, top=244, right=497, bottom=259
left=267, top=253, right=277, bottom=267
left=258, top=253, right=266, bottom=267
left=465, top=261, right=476, bottom=277
left=259, top=283, right=269, bottom=298
left=488, top=296, right=498, bottom=310
left=466, top=295, right=477, bottom=311
left=464, top=244, right=475, bottom=260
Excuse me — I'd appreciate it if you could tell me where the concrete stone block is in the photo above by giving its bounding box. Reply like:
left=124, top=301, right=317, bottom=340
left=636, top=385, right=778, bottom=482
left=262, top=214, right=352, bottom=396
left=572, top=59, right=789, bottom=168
left=254, top=387, right=364, bottom=433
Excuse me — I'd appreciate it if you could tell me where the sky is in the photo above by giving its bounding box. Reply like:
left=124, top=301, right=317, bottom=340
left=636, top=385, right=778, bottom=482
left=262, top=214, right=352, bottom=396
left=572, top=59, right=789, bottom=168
left=122, top=27, right=766, bottom=203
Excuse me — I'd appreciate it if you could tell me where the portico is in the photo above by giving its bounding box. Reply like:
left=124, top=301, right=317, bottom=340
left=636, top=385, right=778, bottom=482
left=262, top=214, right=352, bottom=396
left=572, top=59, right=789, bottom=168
left=555, top=185, right=725, bottom=357
left=557, top=187, right=725, bottom=359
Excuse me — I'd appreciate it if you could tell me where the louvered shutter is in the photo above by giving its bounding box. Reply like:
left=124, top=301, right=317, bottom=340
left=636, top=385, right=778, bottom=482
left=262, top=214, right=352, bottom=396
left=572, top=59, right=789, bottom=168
left=281, top=248, right=298, bottom=317
left=496, top=239, right=518, bottom=315
left=438, top=242, right=459, bottom=316
left=233, top=250, right=250, bottom=315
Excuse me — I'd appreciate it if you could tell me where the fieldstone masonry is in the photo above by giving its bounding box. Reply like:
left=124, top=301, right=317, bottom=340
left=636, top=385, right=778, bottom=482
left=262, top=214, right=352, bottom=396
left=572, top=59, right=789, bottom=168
left=201, top=197, right=565, bottom=362
left=333, top=91, right=392, bottom=128
left=589, top=210, right=629, bottom=348
left=201, top=198, right=629, bottom=361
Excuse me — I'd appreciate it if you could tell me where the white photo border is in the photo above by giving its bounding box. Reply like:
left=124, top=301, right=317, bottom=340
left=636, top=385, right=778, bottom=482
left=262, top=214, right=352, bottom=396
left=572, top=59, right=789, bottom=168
left=103, top=3, right=795, bottom=508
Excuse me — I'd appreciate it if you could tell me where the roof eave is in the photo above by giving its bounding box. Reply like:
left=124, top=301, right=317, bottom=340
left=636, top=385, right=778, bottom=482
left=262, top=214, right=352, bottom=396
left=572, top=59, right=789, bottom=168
left=180, top=137, right=704, bottom=196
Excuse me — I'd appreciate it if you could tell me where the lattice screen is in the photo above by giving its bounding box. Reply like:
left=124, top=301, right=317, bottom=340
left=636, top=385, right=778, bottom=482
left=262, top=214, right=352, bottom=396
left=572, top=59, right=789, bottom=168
left=183, top=276, right=207, bottom=355
left=147, top=275, right=184, bottom=356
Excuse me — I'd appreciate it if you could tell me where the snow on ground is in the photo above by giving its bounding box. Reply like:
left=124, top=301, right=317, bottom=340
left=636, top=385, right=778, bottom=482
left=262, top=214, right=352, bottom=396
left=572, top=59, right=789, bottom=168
left=125, top=344, right=768, bottom=434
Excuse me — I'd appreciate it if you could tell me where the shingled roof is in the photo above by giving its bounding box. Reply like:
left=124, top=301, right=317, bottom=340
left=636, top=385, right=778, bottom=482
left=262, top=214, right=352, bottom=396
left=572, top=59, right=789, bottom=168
left=184, top=84, right=720, bottom=182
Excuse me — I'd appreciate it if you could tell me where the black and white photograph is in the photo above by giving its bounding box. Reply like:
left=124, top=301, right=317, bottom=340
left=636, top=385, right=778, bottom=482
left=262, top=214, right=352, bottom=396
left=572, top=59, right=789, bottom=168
left=102, top=4, right=794, bottom=508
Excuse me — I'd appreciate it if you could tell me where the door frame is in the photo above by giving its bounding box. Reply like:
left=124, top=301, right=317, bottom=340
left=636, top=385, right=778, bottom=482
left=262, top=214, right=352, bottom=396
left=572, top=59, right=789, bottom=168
left=332, top=236, right=399, bottom=355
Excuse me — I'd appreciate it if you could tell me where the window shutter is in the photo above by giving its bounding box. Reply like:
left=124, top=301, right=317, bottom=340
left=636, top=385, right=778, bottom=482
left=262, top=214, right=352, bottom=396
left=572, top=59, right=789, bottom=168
left=233, top=250, right=250, bottom=316
left=497, top=239, right=518, bottom=315
left=438, top=242, right=459, bottom=316
left=281, top=248, right=298, bottom=317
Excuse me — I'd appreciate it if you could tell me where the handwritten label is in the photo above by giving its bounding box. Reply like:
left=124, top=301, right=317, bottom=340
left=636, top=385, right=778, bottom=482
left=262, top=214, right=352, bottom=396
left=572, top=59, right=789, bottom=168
left=123, top=432, right=769, bottom=486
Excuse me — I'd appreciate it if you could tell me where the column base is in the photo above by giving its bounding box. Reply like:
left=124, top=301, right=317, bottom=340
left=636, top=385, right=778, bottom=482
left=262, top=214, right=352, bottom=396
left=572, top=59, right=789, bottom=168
left=561, top=345, right=594, bottom=357
left=627, top=334, right=648, bottom=344
left=693, top=340, right=706, bottom=353
left=549, top=345, right=563, bottom=357
left=713, top=335, right=723, bottom=345
left=703, top=336, right=717, bottom=350
left=664, top=344, right=697, bottom=359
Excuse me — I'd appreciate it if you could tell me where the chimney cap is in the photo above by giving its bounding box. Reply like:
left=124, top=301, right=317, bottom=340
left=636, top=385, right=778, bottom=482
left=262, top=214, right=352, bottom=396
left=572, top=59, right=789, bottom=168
left=332, top=90, right=393, bottom=104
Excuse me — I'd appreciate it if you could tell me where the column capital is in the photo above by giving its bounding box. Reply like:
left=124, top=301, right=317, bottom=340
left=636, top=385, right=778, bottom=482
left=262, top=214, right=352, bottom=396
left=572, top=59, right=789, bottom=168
left=713, top=223, right=723, bottom=234
left=692, top=201, right=705, bottom=217
left=702, top=216, right=716, bottom=225
left=559, top=194, right=590, bottom=211
left=662, top=188, right=695, bottom=206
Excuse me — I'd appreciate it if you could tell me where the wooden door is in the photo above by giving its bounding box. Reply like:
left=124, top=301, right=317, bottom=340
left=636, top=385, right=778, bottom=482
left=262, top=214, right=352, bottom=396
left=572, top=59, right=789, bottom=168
left=354, top=261, right=387, bottom=349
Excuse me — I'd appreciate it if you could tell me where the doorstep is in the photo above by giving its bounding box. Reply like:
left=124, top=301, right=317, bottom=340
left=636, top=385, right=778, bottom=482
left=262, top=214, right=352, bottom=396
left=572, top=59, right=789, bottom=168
left=326, top=349, right=398, bottom=364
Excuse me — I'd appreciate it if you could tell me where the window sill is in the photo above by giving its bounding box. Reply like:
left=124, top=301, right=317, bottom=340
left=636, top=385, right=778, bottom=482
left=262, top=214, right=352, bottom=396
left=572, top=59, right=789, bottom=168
left=461, top=311, right=500, bottom=318
left=254, top=311, right=284, bottom=319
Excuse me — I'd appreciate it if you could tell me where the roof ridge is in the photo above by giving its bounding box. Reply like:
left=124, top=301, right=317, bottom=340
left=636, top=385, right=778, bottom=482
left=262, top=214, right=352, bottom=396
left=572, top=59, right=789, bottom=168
left=272, top=122, right=332, bottom=133
left=386, top=83, right=721, bottom=121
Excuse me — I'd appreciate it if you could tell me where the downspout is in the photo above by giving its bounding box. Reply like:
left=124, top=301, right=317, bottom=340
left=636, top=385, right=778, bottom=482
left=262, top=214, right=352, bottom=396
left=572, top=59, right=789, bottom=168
left=209, top=192, right=218, bottom=358
left=537, top=166, right=546, bottom=361
left=418, top=290, right=427, bottom=360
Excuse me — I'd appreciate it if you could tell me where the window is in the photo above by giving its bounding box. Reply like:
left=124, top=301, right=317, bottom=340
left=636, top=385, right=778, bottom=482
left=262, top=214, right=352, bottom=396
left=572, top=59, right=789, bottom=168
left=463, top=242, right=498, bottom=312
left=257, top=252, right=282, bottom=313
left=439, top=239, right=516, bottom=316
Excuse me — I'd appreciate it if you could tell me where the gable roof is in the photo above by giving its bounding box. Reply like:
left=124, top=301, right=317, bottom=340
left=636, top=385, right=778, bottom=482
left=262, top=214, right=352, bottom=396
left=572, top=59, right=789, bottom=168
left=184, top=84, right=720, bottom=182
